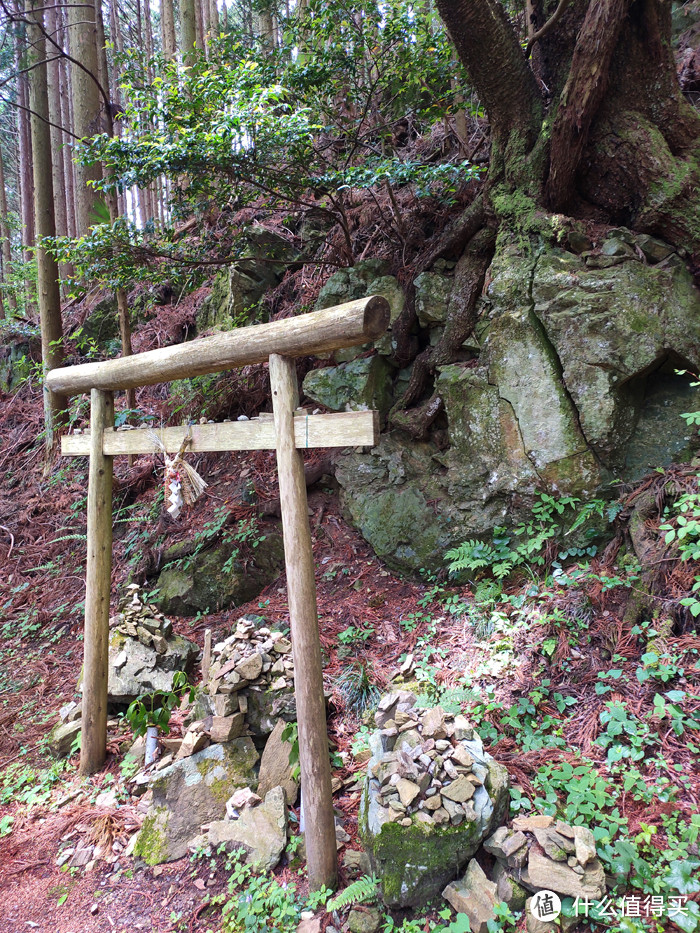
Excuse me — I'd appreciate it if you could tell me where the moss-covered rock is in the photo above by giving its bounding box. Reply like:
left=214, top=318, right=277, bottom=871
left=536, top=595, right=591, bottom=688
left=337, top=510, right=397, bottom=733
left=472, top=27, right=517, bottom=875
left=0, top=336, right=40, bottom=393
left=359, top=727, right=509, bottom=908
left=134, top=739, right=259, bottom=864
left=197, top=227, right=297, bottom=332
left=334, top=241, right=700, bottom=575
left=336, top=436, right=450, bottom=574
left=154, top=533, right=285, bottom=616
left=314, top=260, right=403, bottom=361
left=414, top=271, right=453, bottom=327
left=532, top=249, right=700, bottom=471
left=302, top=356, right=395, bottom=418
left=80, top=294, right=120, bottom=348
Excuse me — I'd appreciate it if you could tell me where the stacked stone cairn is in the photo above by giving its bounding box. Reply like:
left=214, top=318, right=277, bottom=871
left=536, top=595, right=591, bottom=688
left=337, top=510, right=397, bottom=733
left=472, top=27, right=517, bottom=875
left=107, top=584, right=198, bottom=705
left=360, top=691, right=509, bottom=908
left=372, top=693, right=484, bottom=827
left=485, top=816, right=604, bottom=897
left=111, top=583, right=174, bottom=654
left=204, top=615, right=294, bottom=722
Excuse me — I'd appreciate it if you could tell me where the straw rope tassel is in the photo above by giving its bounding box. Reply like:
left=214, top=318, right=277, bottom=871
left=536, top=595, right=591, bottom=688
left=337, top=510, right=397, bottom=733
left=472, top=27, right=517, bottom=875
left=147, top=427, right=208, bottom=518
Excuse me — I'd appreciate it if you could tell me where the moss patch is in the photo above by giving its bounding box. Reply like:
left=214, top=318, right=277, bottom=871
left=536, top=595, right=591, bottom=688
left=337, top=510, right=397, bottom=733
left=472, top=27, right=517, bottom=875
left=133, top=808, right=169, bottom=866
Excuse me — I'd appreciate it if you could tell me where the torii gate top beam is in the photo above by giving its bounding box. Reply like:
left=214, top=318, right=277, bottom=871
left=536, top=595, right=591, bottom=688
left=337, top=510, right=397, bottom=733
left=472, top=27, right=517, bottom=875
left=47, top=296, right=389, bottom=395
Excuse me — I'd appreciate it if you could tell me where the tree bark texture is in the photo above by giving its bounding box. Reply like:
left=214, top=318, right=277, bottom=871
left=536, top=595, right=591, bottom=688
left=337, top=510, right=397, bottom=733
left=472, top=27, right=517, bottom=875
left=435, top=0, right=700, bottom=250
left=68, top=0, right=106, bottom=233
left=161, top=0, right=177, bottom=59
left=27, top=0, right=67, bottom=439
left=15, top=29, right=35, bottom=265
left=180, top=0, right=198, bottom=61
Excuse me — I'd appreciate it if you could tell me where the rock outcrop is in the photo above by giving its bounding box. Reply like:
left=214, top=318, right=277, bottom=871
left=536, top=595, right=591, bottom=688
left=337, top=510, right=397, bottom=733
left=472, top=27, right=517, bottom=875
left=327, top=239, right=700, bottom=573
left=154, top=533, right=284, bottom=617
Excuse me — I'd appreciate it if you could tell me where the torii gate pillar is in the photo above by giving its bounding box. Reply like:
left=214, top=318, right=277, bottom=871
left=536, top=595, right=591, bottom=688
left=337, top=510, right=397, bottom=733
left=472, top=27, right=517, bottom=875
left=270, top=354, right=337, bottom=888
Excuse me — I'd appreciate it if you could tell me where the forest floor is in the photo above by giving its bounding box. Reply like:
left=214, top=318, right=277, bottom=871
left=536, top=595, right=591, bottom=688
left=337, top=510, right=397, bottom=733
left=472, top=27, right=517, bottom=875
left=1, top=305, right=700, bottom=933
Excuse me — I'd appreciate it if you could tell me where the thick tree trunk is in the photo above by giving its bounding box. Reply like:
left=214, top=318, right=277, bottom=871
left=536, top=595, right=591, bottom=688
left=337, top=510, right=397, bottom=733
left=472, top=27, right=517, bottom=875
left=27, top=0, right=68, bottom=442
left=544, top=0, right=632, bottom=210
left=161, top=0, right=177, bottom=59
left=436, top=0, right=543, bottom=174
left=180, top=0, right=199, bottom=61
left=68, top=0, right=106, bottom=233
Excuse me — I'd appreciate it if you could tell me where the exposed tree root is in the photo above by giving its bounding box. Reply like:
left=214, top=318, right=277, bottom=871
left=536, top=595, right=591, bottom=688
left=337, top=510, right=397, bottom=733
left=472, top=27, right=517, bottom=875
left=390, top=224, right=495, bottom=428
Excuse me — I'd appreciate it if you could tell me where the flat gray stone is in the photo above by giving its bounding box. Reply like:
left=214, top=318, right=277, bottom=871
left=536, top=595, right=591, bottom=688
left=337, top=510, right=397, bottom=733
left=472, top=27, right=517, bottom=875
left=257, top=718, right=299, bottom=805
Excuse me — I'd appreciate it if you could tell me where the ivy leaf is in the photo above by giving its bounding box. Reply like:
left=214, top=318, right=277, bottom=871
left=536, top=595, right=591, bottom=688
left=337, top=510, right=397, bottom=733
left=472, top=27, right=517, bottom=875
left=666, top=858, right=700, bottom=895
left=668, top=901, right=700, bottom=933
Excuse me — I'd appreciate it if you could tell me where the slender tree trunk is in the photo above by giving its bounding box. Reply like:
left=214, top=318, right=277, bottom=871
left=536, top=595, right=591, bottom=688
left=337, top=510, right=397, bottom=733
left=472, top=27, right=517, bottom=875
left=195, top=0, right=205, bottom=51
left=46, top=3, right=71, bottom=287
left=14, top=32, right=34, bottom=266
left=200, top=0, right=210, bottom=55
left=27, top=0, right=68, bottom=442
left=0, top=148, right=17, bottom=317
left=59, top=52, right=78, bottom=239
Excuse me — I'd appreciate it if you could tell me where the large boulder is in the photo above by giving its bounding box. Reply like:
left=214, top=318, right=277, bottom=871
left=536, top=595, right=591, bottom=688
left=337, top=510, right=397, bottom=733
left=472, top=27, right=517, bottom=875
left=207, top=785, right=288, bottom=871
left=154, top=533, right=285, bottom=616
left=197, top=227, right=297, bottom=332
left=359, top=698, right=509, bottom=908
left=133, top=739, right=259, bottom=864
left=335, top=240, right=700, bottom=574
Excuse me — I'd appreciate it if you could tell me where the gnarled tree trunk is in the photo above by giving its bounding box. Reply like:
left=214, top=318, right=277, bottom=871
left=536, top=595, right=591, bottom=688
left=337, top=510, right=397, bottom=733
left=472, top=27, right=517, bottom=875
left=390, top=0, right=700, bottom=426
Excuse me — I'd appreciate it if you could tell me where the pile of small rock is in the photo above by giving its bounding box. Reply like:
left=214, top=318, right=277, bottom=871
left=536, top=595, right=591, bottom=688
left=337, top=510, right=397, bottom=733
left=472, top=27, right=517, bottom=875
left=106, top=585, right=198, bottom=705
left=484, top=815, right=605, bottom=899
left=110, top=584, right=173, bottom=655
left=371, top=692, right=485, bottom=828
left=204, top=615, right=294, bottom=719
left=443, top=816, right=606, bottom=933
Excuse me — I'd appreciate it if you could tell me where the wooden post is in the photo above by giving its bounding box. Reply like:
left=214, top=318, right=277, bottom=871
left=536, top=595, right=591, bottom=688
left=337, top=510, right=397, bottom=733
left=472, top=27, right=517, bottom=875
left=269, top=354, right=338, bottom=891
left=80, top=389, right=114, bottom=775
left=202, top=628, right=212, bottom=683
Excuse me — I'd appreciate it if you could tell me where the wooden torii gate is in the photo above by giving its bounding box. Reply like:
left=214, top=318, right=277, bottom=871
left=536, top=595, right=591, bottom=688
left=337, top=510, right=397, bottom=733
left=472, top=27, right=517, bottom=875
left=47, top=296, right=390, bottom=890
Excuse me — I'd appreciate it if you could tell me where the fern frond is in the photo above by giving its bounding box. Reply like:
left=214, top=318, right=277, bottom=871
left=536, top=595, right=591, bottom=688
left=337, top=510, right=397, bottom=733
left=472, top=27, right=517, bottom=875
left=326, top=874, right=379, bottom=912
